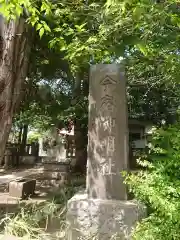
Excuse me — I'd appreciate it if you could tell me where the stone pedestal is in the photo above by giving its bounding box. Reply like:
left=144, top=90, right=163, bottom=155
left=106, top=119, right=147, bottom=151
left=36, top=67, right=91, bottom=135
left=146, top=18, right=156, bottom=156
left=67, top=193, right=146, bottom=240
left=66, top=64, right=146, bottom=239
left=37, top=162, right=70, bottom=187
left=9, top=178, right=36, bottom=199
left=20, top=156, right=36, bottom=165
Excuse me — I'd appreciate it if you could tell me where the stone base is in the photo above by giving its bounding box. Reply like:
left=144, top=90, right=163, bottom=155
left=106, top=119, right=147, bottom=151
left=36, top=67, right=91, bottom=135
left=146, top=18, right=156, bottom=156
left=20, top=156, right=36, bottom=165
left=9, top=178, right=36, bottom=199
left=41, top=162, right=70, bottom=172
left=66, top=192, right=146, bottom=240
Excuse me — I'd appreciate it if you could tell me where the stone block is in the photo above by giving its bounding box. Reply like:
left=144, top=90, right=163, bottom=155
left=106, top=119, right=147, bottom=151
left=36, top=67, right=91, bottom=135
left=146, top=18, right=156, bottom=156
left=9, top=178, right=36, bottom=200
left=41, top=171, right=69, bottom=183
left=42, top=162, right=70, bottom=172
left=20, top=156, right=36, bottom=165
left=66, top=192, right=146, bottom=240
left=43, top=179, right=62, bottom=187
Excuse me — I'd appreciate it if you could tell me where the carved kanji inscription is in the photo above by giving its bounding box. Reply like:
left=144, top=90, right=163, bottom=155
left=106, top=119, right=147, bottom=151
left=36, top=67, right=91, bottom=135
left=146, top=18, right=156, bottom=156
left=100, top=95, right=115, bottom=113
left=100, top=75, right=117, bottom=92
left=107, top=136, right=115, bottom=153
left=99, top=157, right=117, bottom=176
left=100, top=117, right=116, bottom=130
left=100, top=75, right=117, bottom=86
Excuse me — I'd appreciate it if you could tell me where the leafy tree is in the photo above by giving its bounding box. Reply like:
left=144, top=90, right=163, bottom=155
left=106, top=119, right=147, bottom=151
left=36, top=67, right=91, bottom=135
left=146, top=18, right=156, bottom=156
left=126, top=52, right=180, bottom=123
left=125, top=116, right=180, bottom=239
left=0, top=0, right=179, bottom=170
left=0, top=15, right=33, bottom=164
left=7, top=27, right=73, bottom=138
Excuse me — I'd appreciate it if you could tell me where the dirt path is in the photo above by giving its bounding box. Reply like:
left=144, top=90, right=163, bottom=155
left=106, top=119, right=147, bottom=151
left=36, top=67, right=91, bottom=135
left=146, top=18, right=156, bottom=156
left=0, top=167, right=49, bottom=206
left=0, top=167, right=44, bottom=185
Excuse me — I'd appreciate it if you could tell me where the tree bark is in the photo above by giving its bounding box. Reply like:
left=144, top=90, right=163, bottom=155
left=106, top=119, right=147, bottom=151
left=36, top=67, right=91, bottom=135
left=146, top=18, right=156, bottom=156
left=72, top=70, right=89, bottom=174
left=74, top=120, right=88, bottom=174
left=21, top=124, right=28, bottom=154
left=0, top=16, right=31, bottom=165
left=18, top=125, right=23, bottom=144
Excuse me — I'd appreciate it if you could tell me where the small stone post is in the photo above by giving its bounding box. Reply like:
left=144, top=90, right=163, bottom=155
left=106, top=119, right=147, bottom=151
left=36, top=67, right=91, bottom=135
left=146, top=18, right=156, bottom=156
left=66, top=64, right=146, bottom=240
left=4, top=148, right=12, bottom=169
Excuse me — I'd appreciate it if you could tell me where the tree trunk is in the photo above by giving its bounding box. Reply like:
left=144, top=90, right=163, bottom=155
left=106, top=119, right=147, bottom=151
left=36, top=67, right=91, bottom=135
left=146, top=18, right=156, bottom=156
left=74, top=120, right=88, bottom=174
left=18, top=125, right=23, bottom=144
left=0, top=16, right=31, bottom=165
left=72, top=70, right=89, bottom=174
left=21, top=124, right=28, bottom=154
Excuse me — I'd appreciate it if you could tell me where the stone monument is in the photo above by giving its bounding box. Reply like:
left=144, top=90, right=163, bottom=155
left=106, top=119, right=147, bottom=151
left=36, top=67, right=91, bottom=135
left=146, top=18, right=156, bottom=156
left=66, top=64, right=146, bottom=240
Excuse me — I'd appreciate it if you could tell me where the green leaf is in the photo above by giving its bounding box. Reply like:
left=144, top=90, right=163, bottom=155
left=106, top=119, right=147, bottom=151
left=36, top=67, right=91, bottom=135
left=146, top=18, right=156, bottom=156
left=136, top=43, right=149, bottom=56
left=49, top=40, right=55, bottom=49
left=39, top=28, right=44, bottom=38
left=60, top=46, right=67, bottom=51
left=44, top=23, right=51, bottom=32
left=15, top=4, right=23, bottom=16
left=54, top=27, right=62, bottom=32
left=41, top=2, right=47, bottom=12
left=36, top=23, right=42, bottom=31
left=75, top=23, right=87, bottom=32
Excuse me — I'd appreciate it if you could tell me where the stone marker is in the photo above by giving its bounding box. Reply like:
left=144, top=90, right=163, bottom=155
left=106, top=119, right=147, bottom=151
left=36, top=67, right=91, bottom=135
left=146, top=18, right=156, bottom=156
left=86, top=64, right=128, bottom=200
left=9, top=178, right=36, bottom=199
left=66, top=64, right=146, bottom=240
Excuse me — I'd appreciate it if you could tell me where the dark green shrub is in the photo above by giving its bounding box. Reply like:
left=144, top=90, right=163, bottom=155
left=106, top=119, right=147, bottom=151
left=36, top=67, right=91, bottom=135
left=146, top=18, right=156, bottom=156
left=125, top=121, right=180, bottom=240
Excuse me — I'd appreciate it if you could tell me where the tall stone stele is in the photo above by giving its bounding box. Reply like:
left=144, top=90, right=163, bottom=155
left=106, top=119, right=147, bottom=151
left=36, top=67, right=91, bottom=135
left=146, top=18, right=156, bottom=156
left=66, top=64, right=146, bottom=240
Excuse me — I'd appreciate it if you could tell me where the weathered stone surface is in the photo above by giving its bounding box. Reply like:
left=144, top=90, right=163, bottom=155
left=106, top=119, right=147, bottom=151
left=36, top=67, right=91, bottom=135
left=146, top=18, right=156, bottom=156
left=66, top=64, right=146, bottom=240
left=42, top=162, right=70, bottom=172
left=87, top=64, right=128, bottom=200
left=20, top=156, right=36, bottom=165
left=9, top=178, right=36, bottom=199
left=42, top=171, right=68, bottom=180
left=66, top=193, right=146, bottom=240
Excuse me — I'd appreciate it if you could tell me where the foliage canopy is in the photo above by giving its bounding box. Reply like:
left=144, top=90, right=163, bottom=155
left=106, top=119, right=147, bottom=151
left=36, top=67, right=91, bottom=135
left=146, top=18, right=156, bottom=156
left=126, top=116, right=180, bottom=239
left=1, top=0, right=180, bottom=127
